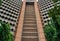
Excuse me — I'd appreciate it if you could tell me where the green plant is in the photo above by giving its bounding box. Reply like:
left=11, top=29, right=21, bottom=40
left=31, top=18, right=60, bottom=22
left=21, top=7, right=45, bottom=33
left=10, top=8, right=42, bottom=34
left=44, top=0, right=60, bottom=41
left=52, top=0, right=60, bottom=2
left=44, top=20, right=58, bottom=41
left=0, top=21, right=13, bottom=41
left=0, top=0, right=2, bottom=6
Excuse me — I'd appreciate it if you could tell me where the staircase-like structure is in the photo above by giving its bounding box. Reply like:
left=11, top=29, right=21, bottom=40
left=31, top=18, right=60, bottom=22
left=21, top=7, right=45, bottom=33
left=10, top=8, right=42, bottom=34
left=21, top=3, right=39, bottom=41
left=14, top=1, right=46, bottom=41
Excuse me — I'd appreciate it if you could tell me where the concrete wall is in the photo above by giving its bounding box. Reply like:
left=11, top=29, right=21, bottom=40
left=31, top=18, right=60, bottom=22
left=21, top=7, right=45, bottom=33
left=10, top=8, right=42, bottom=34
left=0, top=0, right=22, bottom=35
left=38, top=0, right=54, bottom=26
left=26, top=0, right=34, bottom=2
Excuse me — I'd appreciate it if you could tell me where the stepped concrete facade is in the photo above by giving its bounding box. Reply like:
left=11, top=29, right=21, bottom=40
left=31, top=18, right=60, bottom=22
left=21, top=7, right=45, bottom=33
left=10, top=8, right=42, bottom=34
left=0, top=0, right=22, bottom=35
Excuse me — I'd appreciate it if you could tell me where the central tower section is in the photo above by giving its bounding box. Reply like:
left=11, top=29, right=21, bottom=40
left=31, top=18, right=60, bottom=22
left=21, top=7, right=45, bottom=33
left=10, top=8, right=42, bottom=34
left=26, top=0, right=35, bottom=2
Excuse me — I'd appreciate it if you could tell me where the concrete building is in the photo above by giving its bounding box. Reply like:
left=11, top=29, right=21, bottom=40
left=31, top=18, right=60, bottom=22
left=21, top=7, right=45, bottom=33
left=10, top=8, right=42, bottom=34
left=0, top=0, right=59, bottom=41
left=26, top=0, right=35, bottom=2
left=15, top=0, right=46, bottom=41
left=38, top=0, right=54, bottom=26
left=0, top=0, right=22, bottom=34
left=38, top=0, right=60, bottom=26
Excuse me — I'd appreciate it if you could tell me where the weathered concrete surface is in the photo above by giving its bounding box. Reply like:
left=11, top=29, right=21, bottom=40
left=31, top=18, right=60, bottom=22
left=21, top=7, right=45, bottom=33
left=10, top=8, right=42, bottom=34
left=34, top=1, right=46, bottom=41
left=14, top=0, right=26, bottom=41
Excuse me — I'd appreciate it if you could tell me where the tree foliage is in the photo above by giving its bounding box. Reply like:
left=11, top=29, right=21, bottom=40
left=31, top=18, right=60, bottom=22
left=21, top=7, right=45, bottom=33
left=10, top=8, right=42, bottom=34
left=0, top=21, right=13, bottom=41
left=44, top=0, right=60, bottom=41
left=0, top=0, right=2, bottom=6
left=52, top=0, right=60, bottom=3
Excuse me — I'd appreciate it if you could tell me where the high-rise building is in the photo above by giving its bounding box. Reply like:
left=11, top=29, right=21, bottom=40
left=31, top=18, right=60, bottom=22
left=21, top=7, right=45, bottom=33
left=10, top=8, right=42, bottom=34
left=38, top=0, right=54, bottom=26
left=0, top=0, right=59, bottom=41
left=26, top=0, right=34, bottom=2
left=38, top=0, right=60, bottom=26
left=15, top=0, right=46, bottom=41
left=0, top=0, right=22, bottom=35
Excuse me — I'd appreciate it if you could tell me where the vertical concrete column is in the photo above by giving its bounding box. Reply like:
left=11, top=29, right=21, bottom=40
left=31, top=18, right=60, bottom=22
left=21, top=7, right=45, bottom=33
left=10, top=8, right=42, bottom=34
left=34, top=1, right=46, bottom=41
left=14, top=0, right=26, bottom=41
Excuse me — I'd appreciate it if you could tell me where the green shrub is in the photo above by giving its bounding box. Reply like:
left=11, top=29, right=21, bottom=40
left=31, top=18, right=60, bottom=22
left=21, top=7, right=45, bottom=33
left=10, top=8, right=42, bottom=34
left=44, top=0, right=60, bottom=40
left=0, top=21, right=13, bottom=41
left=52, top=0, right=60, bottom=2
left=44, top=21, right=57, bottom=41
left=0, top=0, right=2, bottom=6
